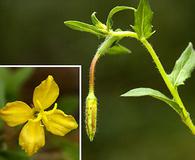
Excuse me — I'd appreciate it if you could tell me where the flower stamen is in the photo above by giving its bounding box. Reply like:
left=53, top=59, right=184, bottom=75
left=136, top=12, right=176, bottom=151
left=30, top=113, right=42, bottom=122
left=45, top=103, right=57, bottom=116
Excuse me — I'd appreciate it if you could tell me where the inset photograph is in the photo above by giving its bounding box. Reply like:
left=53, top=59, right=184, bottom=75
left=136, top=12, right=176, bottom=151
left=0, top=65, right=80, bottom=160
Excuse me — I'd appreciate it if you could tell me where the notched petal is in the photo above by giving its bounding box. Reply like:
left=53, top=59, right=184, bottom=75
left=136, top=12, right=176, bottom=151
left=33, top=75, right=59, bottom=110
left=43, top=109, right=78, bottom=136
left=19, top=120, right=45, bottom=156
left=0, top=101, right=33, bottom=127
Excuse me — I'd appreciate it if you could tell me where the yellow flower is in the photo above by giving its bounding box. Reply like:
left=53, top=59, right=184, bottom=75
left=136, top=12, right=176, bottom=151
left=0, top=75, right=78, bottom=156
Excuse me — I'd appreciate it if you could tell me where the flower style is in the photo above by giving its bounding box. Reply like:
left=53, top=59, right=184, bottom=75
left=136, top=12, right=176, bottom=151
left=0, top=75, right=78, bottom=156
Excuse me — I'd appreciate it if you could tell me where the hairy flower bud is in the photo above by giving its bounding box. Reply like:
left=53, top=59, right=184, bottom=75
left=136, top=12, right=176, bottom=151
left=85, top=92, right=97, bottom=141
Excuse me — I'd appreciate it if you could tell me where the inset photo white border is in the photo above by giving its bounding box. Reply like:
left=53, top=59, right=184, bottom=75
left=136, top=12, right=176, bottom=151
left=0, top=65, right=81, bottom=160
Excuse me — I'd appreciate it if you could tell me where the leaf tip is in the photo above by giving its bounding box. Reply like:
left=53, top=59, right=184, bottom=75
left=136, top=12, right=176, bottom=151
left=188, top=42, right=194, bottom=49
left=91, top=12, right=97, bottom=20
left=64, top=20, right=72, bottom=26
left=64, top=21, right=68, bottom=25
left=120, top=93, right=127, bottom=97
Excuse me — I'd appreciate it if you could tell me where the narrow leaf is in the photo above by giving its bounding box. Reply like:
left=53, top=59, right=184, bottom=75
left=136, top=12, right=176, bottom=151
left=107, top=44, right=131, bottom=55
left=106, top=6, right=135, bottom=30
left=64, top=21, right=105, bottom=37
left=121, top=88, right=182, bottom=115
left=91, top=12, right=106, bottom=29
left=169, top=42, right=195, bottom=87
left=133, top=0, right=154, bottom=39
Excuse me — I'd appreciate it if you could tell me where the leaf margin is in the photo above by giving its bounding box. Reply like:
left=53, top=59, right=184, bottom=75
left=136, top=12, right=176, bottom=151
left=121, top=87, right=183, bottom=115
left=169, top=42, right=195, bottom=87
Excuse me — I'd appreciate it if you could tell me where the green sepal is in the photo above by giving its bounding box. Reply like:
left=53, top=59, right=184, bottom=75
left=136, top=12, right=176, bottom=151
left=107, top=44, right=131, bottom=55
left=133, top=0, right=154, bottom=39
left=64, top=21, right=106, bottom=37
left=169, top=42, right=195, bottom=87
left=106, top=6, right=135, bottom=30
left=121, top=88, right=183, bottom=115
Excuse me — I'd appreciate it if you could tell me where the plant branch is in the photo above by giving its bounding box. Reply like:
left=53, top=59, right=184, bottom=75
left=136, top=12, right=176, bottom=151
left=110, top=31, right=138, bottom=39
left=110, top=30, right=195, bottom=134
left=140, top=38, right=195, bottom=134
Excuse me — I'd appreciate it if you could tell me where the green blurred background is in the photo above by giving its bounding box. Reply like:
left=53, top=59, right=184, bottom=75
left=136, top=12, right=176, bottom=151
left=0, top=67, right=79, bottom=160
left=1, top=0, right=195, bottom=159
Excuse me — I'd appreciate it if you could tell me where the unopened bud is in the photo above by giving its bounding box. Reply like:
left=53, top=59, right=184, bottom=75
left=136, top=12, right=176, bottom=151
left=85, top=92, right=97, bottom=141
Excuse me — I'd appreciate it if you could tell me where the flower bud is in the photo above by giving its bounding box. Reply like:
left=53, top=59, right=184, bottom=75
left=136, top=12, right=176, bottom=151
left=85, top=92, right=97, bottom=141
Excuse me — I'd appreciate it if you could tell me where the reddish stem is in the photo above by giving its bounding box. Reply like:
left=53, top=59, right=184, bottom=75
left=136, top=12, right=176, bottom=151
left=89, top=54, right=100, bottom=93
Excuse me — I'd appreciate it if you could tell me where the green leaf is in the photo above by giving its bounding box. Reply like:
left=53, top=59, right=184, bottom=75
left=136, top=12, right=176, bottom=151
left=62, top=140, right=79, bottom=160
left=0, top=68, right=34, bottom=100
left=107, top=44, right=131, bottom=55
left=64, top=21, right=105, bottom=37
left=0, top=80, right=6, bottom=107
left=7, top=68, right=34, bottom=98
left=106, top=6, right=135, bottom=30
left=133, top=0, right=154, bottom=39
left=121, top=88, right=182, bottom=115
left=0, top=150, right=30, bottom=160
left=169, top=43, right=195, bottom=87
left=0, top=69, right=9, bottom=124
left=91, top=12, right=106, bottom=30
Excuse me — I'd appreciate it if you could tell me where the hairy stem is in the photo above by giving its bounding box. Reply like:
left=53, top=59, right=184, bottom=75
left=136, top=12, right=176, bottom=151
left=141, top=38, right=195, bottom=134
left=110, top=31, right=138, bottom=39
left=89, top=54, right=100, bottom=93
left=110, top=30, right=195, bottom=134
left=86, top=35, right=118, bottom=141
left=88, top=35, right=118, bottom=93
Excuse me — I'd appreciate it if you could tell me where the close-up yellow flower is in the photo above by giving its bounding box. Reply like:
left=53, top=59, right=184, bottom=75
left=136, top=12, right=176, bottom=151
left=0, top=75, right=78, bottom=156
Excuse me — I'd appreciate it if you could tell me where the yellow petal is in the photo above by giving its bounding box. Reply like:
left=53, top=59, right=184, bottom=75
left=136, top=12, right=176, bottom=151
left=42, top=109, right=78, bottom=136
left=0, top=101, right=33, bottom=127
left=33, top=75, right=59, bottom=110
left=19, top=120, right=45, bottom=156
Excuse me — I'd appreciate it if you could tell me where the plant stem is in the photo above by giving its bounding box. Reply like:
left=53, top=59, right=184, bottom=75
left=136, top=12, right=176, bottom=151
left=89, top=54, right=100, bottom=93
left=111, top=31, right=138, bottom=39
left=141, top=38, right=195, bottom=134
left=88, top=35, right=118, bottom=94
left=86, top=35, right=118, bottom=141
left=110, top=30, right=195, bottom=134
